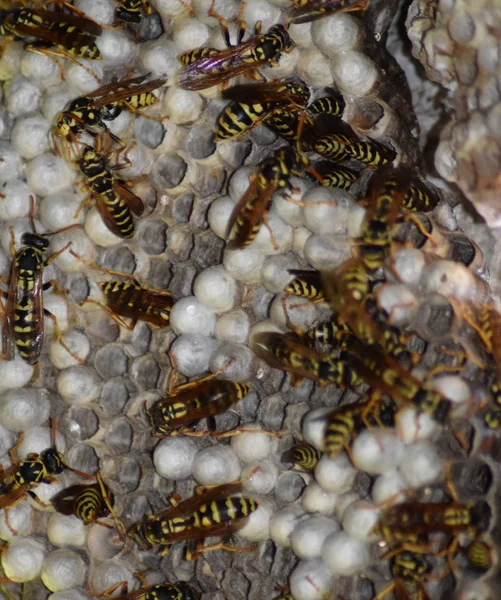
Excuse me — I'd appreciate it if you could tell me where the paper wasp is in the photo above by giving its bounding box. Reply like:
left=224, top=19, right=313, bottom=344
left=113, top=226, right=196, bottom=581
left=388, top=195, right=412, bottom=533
left=216, top=78, right=310, bottom=142
left=250, top=330, right=361, bottom=389
left=314, top=130, right=396, bottom=168
left=127, top=473, right=259, bottom=559
left=324, top=393, right=395, bottom=459
left=463, top=539, right=494, bottom=573
left=51, top=471, right=122, bottom=532
left=0, top=210, right=82, bottom=365
left=309, top=94, right=345, bottom=117
left=226, top=145, right=315, bottom=250
left=316, top=162, right=359, bottom=190
left=178, top=0, right=294, bottom=91
left=285, top=269, right=325, bottom=304
left=76, top=139, right=145, bottom=239
left=115, top=0, right=152, bottom=24
left=94, top=580, right=200, bottom=600
left=146, top=369, right=252, bottom=437
left=306, top=314, right=352, bottom=349
left=288, top=0, right=369, bottom=24
left=374, top=550, right=433, bottom=600
left=0, top=4, right=102, bottom=79
left=281, top=440, right=321, bottom=471
left=69, top=250, right=173, bottom=330
left=0, top=419, right=92, bottom=532
left=52, top=73, right=166, bottom=156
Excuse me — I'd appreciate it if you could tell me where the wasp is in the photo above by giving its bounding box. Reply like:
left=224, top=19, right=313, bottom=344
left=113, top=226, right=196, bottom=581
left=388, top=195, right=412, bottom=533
left=306, top=314, right=352, bottom=349
left=374, top=498, right=491, bottom=550
left=288, top=0, right=369, bottom=23
left=226, top=145, right=316, bottom=250
left=285, top=269, right=325, bottom=303
left=309, top=94, right=345, bottom=117
left=250, top=330, right=361, bottom=389
left=374, top=550, right=433, bottom=600
left=127, top=474, right=259, bottom=559
left=69, top=250, right=173, bottom=330
left=324, top=394, right=395, bottom=459
left=216, top=78, right=310, bottom=141
left=0, top=212, right=81, bottom=365
left=52, top=73, right=166, bottom=155
left=316, top=162, right=359, bottom=190
left=114, top=0, right=152, bottom=23
left=281, top=440, right=321, bottom=471
left=77, top=140, right=144, bottom=239
left=0, top=5, right=102, bottom=79
left=91, top=574, right=200, bottom=600
left=314, top=132, right=396, bottom=167
left=178, top=0, right=294, bottom=91
left=357, top=167, right=410, bottom=273
left=51, top=472, right=120, bottom=530
left=0, top=420, right=92, bottom=533
left=146, top=370, right=252, bottom=437
left=464, top=539, right=493, bottom=573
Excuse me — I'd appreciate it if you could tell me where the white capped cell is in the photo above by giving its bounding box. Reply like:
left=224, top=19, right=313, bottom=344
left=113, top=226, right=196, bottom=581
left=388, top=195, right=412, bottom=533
left=209, top=343, right=255, bottom=382
left=95, top=30, right=139, bottom=67
left=371, top=470, right=408, bottom=506
left=0, top=180, right=33, bottom=221
left=47, top=513, right=87, bottom=548
left=271, top=177, right=307, bottom=227
left=215, top=309, right=250, bottom=344
left=270, top=292, right=321, bottom=331
left=352, top=429, right=404, bottom=475
left=0, top=502, right=33, bottom=541
left=21, top=51, right=60, bottom=89
left=88, top=562, right=135, bottom=597
left=341, top=500, right=380, bottom=542
left=192, top=444, right=241, bottom=485
left=39, top=191, right=85, bottom=232
left=228, top=167, right=254, bottom=203
left=396, top=407, right=441, bottom=443
left=304, top=234, right=351, bottom=271
left=153, top=436, right=198, bottom=480
left=290, top=558, right=335, bottom=600
left=237, top=497, right=273, bottom=541
left=223, top=247, right=265, bottom=283
left=173, top=18, right=210, bottom=53
left=428, top=375, right=471, bottom=413
left=0, top=388, right=50, bottom=433
left=17, top=425, right=65, bottom=458
left=241, top=459, right=278, bottom=495
left=302, top=407, right=331, bottom=452
left=0, top=41, right=23, bottom=82
left=41, top=85, right=75, bottom=123
left=346, top=203, right=365, bottom=237
left=56, top=366, right=101, bottom=407
left=208, top=195, right=234, bottom=239
left=331, top=51, right=378, bottom=97
left=152, top=0, right=193, bottom=17
left=86, top=523, right=124, bottom=561
left=75, top=0, right=115, bottom=24
left=311, top=13, right=362, bottom=57
left=0, top=358, right=34, bottom=394
left=240, top=0, right=281, bottom=31
left=5, top=75, right=42, bottom=118
left=322, top=531, right=370, bottom=575
left=302, top=186, right=353, bottom=235
left=194, top=265, right=238, bottom=313
left=250, top=212, right=293, bottom=255
left=421, top=260, right=481, bottom=301
left=315, top=453, right=357, bottom=494
left=11, top=113, right=51, bottom=160
left=84, top=207, right=124, bottom=248
left=0, top=142, right=23, bottom=181
left=231, top=423, right=275, bottom=463
left=288, top=22, right=312, bottom=46
left=51, top=229, right=98, bottom=274
left=292, top=226, right=312, bottom=259
left=1, top=537, right=46, bottom=582
left=270, top=505, right=306, bottom=547
left=139, top=38, right=180, bottom=79
left=290, top=515, right=338, bottom=559
left=296, top=47, right=334, bottom=88
left=260, top=254, right=300, bottom=295
left=63, top=61, right=104, bottom=95
left=301, top=481, right=337, bottom=515
left=44, top=294, right=69, bottom=335
left=26, top=153, right=76, bottom=197
left=392, top=248, right=426, bottom=287
left=170, top=296, right=218, bottom=336
left=163, top=86, right=204, bottom=125
left=41, top=549, right=87, bottom=592
left=169, top=334, right=219, bottom=376
left=400, top=440, right=444, bottom=489
left=49, top=330, right=91, bottom=370
left=376, top=284, right=419, bottom=327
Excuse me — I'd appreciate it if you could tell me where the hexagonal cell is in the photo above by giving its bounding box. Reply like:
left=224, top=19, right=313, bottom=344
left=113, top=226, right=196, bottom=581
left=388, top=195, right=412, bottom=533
left=64, top=407, right=99, bottom=442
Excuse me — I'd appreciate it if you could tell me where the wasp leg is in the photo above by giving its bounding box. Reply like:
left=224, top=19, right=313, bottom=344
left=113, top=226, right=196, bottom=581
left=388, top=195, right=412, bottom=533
left=4, top=509, right=18, bottom=536
left=25, top=45, right=101, bottom=83
left=121, top=101, right=167, bottom=122
left=87, top=580, right=127, bottom=598
left=187, top=540, right=254, bottom=561
left=43, top=307, right=86, bottom=364
left=212, top=425, right=282, bottom=439
left=79, top=299, right=136, bottom=331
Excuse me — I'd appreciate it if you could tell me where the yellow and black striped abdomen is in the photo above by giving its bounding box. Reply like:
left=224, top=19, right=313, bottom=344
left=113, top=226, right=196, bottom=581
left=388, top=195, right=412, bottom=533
left=216, top=101, right=269, bottom=141
left=179, top=47, right=218, bottom=67
left=73, top=487, right=109, bottom=522
left=324, top=405, right=359, bottom=458
left=46, top=22, right=101, bottom=60
left=191, top=496, right=258, bottom=528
